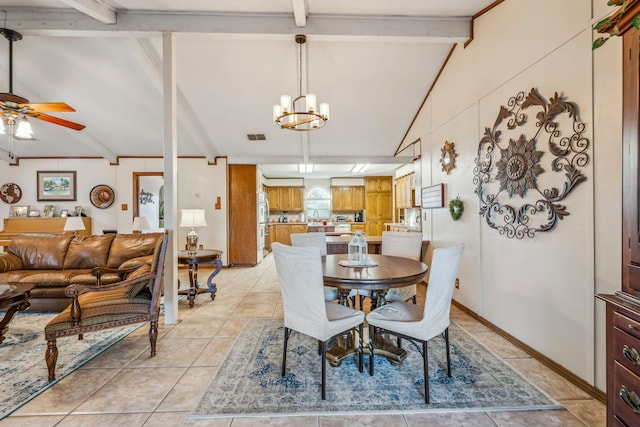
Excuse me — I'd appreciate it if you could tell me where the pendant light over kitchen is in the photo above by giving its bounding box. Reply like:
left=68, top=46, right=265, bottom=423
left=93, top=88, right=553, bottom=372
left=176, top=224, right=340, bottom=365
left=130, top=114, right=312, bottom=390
left=273, top=35, right=329, bottom=131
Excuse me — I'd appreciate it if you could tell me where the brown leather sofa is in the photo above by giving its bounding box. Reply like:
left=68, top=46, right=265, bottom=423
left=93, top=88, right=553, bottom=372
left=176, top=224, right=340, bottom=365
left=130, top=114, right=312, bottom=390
left=0, top=232, right=163, bottom=311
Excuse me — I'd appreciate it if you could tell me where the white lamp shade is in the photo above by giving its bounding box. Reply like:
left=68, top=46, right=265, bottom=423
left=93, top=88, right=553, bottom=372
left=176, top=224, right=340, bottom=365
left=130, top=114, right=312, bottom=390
left=64, top=216, right=86, bottom=231
left=319, top=102, right=330, bottom=120
left=305, top=93, right=316, bottom=112
left=179, top=209, right=207, bottom=228
left=132, top=216, right=151, bottom=231
left=15, top=118, right=33, bottom=139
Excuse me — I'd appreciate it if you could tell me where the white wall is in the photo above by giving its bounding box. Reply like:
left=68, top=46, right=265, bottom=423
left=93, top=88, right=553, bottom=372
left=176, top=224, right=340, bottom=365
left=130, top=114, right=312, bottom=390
left=0, top=157, right=229, bottom=265
left=404, top=0, right=621, bottom=391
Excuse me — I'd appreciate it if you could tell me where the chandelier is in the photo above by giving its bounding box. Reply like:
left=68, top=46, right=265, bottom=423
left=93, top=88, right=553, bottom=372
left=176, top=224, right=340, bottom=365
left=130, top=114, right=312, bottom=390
left=273, top=35, right=329, bottom=131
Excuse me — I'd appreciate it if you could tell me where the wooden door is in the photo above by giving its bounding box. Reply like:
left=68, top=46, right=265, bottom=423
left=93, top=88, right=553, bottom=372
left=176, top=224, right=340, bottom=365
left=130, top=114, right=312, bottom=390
left=267, top=187, right=279, bottom=211
left=290, top=187, right=304, bottom=211
left=331, top=187, right=343, bottom=211
left=352, top=186, right=365, bottom=210
left=228, top=164, right=257, bottom=265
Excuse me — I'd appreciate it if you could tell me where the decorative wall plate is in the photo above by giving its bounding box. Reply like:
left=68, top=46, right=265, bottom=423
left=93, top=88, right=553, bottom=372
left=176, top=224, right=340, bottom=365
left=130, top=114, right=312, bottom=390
left=0, top=183, right=22, bottom=204
left=90, top=185, right=115, bottom=209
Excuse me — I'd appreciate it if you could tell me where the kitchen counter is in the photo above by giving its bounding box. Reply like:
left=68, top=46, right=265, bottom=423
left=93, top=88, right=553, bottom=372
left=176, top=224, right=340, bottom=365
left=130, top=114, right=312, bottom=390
left=325, top=235, right=432, bottom=266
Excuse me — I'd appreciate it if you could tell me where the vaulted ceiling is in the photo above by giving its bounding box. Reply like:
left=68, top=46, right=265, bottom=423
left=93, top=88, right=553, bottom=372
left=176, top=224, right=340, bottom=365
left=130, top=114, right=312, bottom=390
left=0, top=0, right=497, bottom=178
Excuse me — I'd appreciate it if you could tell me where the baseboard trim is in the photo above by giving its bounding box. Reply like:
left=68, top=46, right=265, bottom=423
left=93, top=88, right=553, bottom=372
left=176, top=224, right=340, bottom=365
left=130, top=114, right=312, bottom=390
left=451, top=300, right=606, bottom=403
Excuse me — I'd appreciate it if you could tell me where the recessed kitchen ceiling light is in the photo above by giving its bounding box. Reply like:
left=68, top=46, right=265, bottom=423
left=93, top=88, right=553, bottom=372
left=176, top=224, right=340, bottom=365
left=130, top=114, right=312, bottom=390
left=351, top=164, right=370, bottom=174
left=298, top=163, right=313, bottom=173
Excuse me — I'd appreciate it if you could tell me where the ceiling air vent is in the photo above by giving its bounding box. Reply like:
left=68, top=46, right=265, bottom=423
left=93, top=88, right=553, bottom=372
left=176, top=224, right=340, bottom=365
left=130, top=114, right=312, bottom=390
left=247, top=134, right=266, bottom=141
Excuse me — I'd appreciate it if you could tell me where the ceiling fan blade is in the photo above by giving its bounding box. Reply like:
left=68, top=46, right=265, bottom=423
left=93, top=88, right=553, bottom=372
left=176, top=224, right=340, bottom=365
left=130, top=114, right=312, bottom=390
left=21, top=102, right=76, bottom=113
left=30, top=112, right=85, bottom=131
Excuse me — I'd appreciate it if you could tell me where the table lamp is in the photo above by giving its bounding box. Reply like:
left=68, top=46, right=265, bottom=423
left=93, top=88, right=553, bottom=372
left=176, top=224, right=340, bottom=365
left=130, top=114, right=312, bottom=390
left=179, top=209, right=207, bottom=254
left=132, top=216, right=151, bottom=234
left=63, top=216, right=86, bottom=235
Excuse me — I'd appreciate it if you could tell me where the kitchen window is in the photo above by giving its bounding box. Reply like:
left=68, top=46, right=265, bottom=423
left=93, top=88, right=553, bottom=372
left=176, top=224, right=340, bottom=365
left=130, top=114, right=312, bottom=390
left=305, top=186, right=331, bottom=221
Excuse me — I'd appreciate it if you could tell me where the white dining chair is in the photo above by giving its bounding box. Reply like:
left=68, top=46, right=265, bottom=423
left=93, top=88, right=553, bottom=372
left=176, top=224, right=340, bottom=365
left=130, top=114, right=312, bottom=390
left=290, top=232, right=341, bottom=302
left=356, top=231, right=423, bottom=309
left=365, top=244, right=464, bottom=403
left=272, top=242, right=365, bottom=400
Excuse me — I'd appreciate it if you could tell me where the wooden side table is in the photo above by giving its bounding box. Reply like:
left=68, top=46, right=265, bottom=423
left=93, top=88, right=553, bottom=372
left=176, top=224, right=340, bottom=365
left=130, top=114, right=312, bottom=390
left=0, top=283, right=34, bottom=344
left=177, top=249, right=223, bottom=308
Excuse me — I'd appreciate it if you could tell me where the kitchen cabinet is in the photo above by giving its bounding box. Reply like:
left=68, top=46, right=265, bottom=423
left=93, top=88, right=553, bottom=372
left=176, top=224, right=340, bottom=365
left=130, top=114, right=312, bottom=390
left=365, top=176, right=392, bottom=193
left=268, top=186, right=304, bottom=212
left=272, top=224, right=308, bottom=245
left=395, top=174, right=415, bottom=209
left=365, top=176, right=392, bottom=236
left=331, top=186, right=365, bottom=211
left=267, top=187, right=279, bottom=211
left=351, top=224, right=365, bottom=233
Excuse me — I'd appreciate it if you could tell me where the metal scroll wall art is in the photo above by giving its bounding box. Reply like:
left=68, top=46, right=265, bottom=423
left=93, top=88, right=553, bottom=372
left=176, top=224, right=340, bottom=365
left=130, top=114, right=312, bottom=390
left=473, top=88, right=590, bottom=239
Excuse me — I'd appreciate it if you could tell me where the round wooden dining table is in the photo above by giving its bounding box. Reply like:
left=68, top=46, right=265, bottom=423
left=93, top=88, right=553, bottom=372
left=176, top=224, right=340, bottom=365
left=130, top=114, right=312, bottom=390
left=322, top=254, right=428, bottom=367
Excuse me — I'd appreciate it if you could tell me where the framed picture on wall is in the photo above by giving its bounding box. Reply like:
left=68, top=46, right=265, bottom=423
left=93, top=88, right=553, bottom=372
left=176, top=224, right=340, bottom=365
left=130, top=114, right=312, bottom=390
left=37, top=171, right=77, bottom=201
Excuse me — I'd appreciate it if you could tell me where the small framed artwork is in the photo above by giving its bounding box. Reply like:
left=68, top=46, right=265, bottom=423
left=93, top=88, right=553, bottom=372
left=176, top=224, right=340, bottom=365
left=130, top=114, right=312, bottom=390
left=43, top=204, right=55, bottom=217
left=10, top=205, right=28, bottom=217
left=60, top=209, right=69, bottom=217
left=37, top=171, right=77, bottom=201
left=28, top=209, right=40, bottom=218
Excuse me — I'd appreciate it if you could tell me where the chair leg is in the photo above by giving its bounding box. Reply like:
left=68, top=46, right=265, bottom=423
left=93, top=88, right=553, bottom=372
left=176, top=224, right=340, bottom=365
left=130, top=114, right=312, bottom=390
left=423, top=340, right=430, bottom=404
left=358, top=323, right=364, bottom=373
left=282, top=327, right=291, bottom=377
left=320, top=340, right=327, bottom=400
left=444, top=327, right=451, bottom=377
left=411, top=295, right=417, bottom=304
left=45, top=339, right=58, bottom=381
left=368, top=325, right=375, bottom=376
left=149, top=320, right=158, bottom=357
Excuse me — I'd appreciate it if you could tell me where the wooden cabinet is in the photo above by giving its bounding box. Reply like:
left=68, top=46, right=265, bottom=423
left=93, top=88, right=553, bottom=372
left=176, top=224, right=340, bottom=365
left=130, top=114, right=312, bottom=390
left=351, top=224, right=365, bottom=233
left=365, top=176, right=392, bottom=193
left=267, top=187, right=304, bottom=212
left=267, top=187, right=279, bottom=211
left=331, top=186, right=365, bottom=211
left=365, top=219, right=386, bottom=237
left=395, top=174, right=415, bottom=210
left=272, top=224, right=308, bottom=245
left=598, top=23, right=640, bottom=427
left=274, top=225, right=291, bottom=246
left=365, top=176, right=392, bottom=236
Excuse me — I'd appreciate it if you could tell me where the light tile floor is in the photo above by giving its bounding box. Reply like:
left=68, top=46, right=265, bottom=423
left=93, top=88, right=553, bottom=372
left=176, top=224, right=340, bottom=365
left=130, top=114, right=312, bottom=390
left=3, top=254, right=605, bottom=426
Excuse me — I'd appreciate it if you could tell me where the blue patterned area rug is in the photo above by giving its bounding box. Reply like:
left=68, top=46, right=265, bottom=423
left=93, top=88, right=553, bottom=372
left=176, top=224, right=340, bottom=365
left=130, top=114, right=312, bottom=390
left=191, top=319, right=562, bottom=418
left=0, top=311, right=144, bottom=420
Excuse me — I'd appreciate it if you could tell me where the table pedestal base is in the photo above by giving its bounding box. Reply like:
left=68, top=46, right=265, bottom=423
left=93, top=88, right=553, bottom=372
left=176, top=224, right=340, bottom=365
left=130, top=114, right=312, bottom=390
left=326, top=328, right=406, bottom=367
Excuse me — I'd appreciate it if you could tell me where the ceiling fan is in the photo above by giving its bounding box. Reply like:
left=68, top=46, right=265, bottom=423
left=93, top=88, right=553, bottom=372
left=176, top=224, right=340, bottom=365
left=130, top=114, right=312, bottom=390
left=0, top=28, right=85, bottom=132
